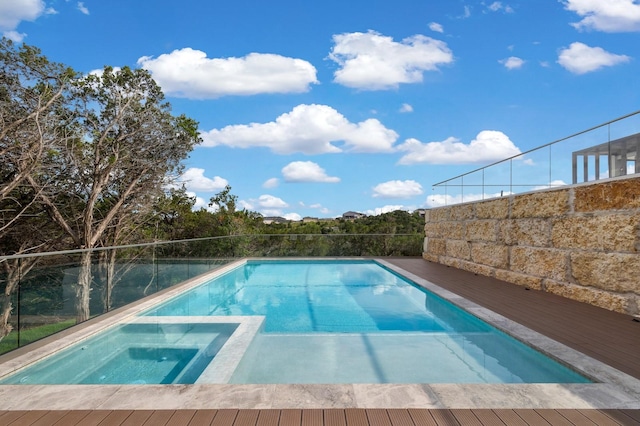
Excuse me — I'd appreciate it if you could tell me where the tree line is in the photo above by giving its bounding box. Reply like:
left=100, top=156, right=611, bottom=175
left=0, top=39, right=424, bottom=343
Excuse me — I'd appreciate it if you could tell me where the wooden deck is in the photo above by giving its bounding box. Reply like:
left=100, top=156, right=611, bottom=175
left=2, top=258, right=640, bottom=425
left=1, top=408, right=640, bottom=426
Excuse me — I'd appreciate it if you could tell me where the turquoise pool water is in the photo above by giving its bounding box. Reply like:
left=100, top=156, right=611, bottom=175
left=146, top=260, right=590, bottom=384
left=1, top=260, right=591, bottom=385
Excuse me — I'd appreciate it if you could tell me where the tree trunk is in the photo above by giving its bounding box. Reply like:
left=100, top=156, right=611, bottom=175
left=76, top=251, right=93, bottom=323
left=0, top=292, right=15, bottom=342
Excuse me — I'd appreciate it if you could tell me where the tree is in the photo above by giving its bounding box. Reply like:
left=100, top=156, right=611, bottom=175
left=0, top=38, right=76, bottom=341
left=27, top=66, right=200, bottom=322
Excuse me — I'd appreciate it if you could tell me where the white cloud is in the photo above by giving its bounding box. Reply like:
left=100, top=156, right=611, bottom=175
left=557, top=42, right=630, bottom=74
left=397, top=130, right=521, bottom=165
left=257, top=194, right=288, bottom=209
left=328, top=30, right=454, bottom=90
left=0, top=0, right=45, bottom=33
left=241, top=194, right=291, bottom=217
left=77, top=2, right=89, bottom=15
left=486, top=2, right=514, bottom=13
left=532, top=180, right=567, bottom=190
left=282, top=161, right=340, bottom=183
left=500, top=56, right=525, bottom=69
left=563, top=0, right=640, bottom=32
left=399, top=103, right=414, bottom=113
left=283, top=213, right=302, bottom=221
left=3, top=30, right=26, bottom=42
left=429, top=22, right=444, bottom=33
left=372, top=180, right=423, bottom=198
left=364, top=205, right=407, bottom=216
left=179, top=168, right=228, bottom=192
left=138, top=48, right=318, bottom=99
left=426, top=191, right=511, bottom=207
left=200, top=104, right=398, bottom=154
left=263, top=178, right=279, bottom=188
left=188, top=192, right=214, bottom=212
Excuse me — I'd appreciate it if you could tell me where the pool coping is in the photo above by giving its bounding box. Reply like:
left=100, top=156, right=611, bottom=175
left=0, top=257, right=639, bottom=409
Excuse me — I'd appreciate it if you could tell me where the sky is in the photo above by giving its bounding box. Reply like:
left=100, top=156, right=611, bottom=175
left=2, top=0, right=639, bottom=219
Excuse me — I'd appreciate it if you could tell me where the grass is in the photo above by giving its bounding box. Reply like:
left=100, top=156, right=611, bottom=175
left=0, top=319, right=76, bottom=355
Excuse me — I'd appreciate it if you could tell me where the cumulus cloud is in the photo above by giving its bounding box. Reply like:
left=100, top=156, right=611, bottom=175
left=365, top=205, right=407, bottom=216
left=179, top=168, right=228, bottom=192
left=486, top=2, right=514, bottom=13
left=372, top=180, right=423, bottom=198
left=200, top=104, right=398, bottom=154
left=282, top=161, right=340, bottom=183
left=557, top=42, right=630, bottom=74
left=77, top=2, right=89, bottom=15
left=500, top=56, right=525, bottom=69
left=397, top=130, right=521, bottom=165
left=563, top=0, right=640, bottom=32
left=0, top=0, right=46, bottom=35
left=263, top=178, right=279, bottom=188
left=426, top=191, right=511, bottom=207
left=137, top=48, right=318, bottom=99
left=328, top=30, right=454, bottom=90
left=532, top=180, right=567, bottom=191
left=429, top=22, right=444, bottom=33
left=241, top=194, right=291, bottom=217
left=399, top=103, right=414, bottom=113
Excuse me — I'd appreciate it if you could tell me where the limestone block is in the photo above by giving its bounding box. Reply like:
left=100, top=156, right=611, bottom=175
left=450, top=203, right=475, bottom=221
left=471, top=242, right=509, bottom=268
left=431, top=207, right=451, bottom=222
left=447, top=222, right=466, bottom=240
left=425, top=238, right=446, bottom=255
left=570, top=252, right=640, bottom=293
left=455, top=259, right=496, bottom=278
left=544, top=279, right=629, bottom=314
left=552, top=214, right=639, bottom=252
left=499, top=219, right=550, bottom=247
left=441, top=256, right=462, bottom=269
left=424, top=222, right=442, bottom=238
left=495, top=270, right=543, bottom=290
left=475, top=198, right=509, bottom=219
left=511, top=189, right=569, bottom=218
left=574, top=177, right=640, bottom=212
left=446, top=240, right=471, bottom=260
left=423, top=209, right=430, bottom=223
left=510, top=247, right=568, bottom=281
left=466, top=220, right=497, bottom=242
left=422, top=252, right=440, bottom=263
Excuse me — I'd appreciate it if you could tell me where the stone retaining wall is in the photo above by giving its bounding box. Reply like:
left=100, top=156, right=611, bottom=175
left=423, top=176, right=640, bottom=315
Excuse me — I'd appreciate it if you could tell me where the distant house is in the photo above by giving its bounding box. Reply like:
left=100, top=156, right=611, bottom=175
left=302, top=217, right=319, bottom=223
left=416, top=209, right=426, bottom=217
left=263, top=216, right=289, bottom=224
left=342, top=211, right=366, bottom=220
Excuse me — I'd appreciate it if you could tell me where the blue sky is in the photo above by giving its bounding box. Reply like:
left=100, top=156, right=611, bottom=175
left=2, top=0, right=639, bottom=219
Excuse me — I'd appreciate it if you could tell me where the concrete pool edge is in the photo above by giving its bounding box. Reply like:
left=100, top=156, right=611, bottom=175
left=0, top=257, right=639, bottom=409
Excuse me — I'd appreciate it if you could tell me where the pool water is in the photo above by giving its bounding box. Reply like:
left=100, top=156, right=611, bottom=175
left=145, top=260, right=590, bottom=384
left=1, top=322, right=236, bottom=385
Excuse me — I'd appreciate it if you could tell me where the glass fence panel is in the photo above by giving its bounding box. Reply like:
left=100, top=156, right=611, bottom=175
left=106, top=245, right=158, bottom=311
left=553, top=126, right=609, bottom=185
left=459, top=169, right=486, bottom=203
left=510, top=148, right=551, bottom=193
left=608, top=114, right=640, bottom=178
left=482, top=160, right=513, bottom=197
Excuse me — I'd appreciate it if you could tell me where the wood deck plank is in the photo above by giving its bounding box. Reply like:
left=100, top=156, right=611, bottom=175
left=407, top=408, right=439, bottom=426
left=51, top=410, right=93, bottom=426
left=490, top=410, right=528, bottom=426
left=512, top=409, right=551, bottom=425
left=345, top=409, right=370, bottom=426
left=427, top=410, right=461, bottom=426
left=324, top=409, right=346, bottom=426
left=0, top=411, right=30, bottom=425
left=257, top=410, right=281, bottom=426
left=7, top=410, right=49, bottom=426
left=450, top=409, right=483, bottom=426
left=69, top=410, right=113, bottom=426
left=534, top=410, right=575, bottom=426
left=211, top=409, right=239, bottom=426
left=164, top=409, right=197, bottom=426
left=301, top=409, right=323, bottom=426
left=120, top=410, right=153, bottom=426
left=279, top=409, right=302, bottom=426
left=385, top=409, right=414, bottom=426
left=468, top=409, right=507, bottom=426
left=573, top=410, right=626, bottom=426
left=234, top=409, right=260, bottom=426
left=143, top=410, right=176, bottom=426
left=189, top=409, right=218, bottom=425
left=94, top=410, right=134, bottom=426
left=30, top=410, right=70, bottom=426
left=601, top=409, right=640, bottom=425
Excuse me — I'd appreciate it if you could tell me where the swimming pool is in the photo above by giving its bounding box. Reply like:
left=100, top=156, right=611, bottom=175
left=0, top=259, right=591, bottom=385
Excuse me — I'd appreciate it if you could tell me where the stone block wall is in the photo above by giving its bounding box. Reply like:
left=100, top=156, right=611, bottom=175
left=423, top=176, right=640, bottom=315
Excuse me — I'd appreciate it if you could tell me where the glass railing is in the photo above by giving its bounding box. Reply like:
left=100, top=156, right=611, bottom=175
left=431, top=110, right=640, bottom=206
left=0, top=233, right=422, bottom=354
